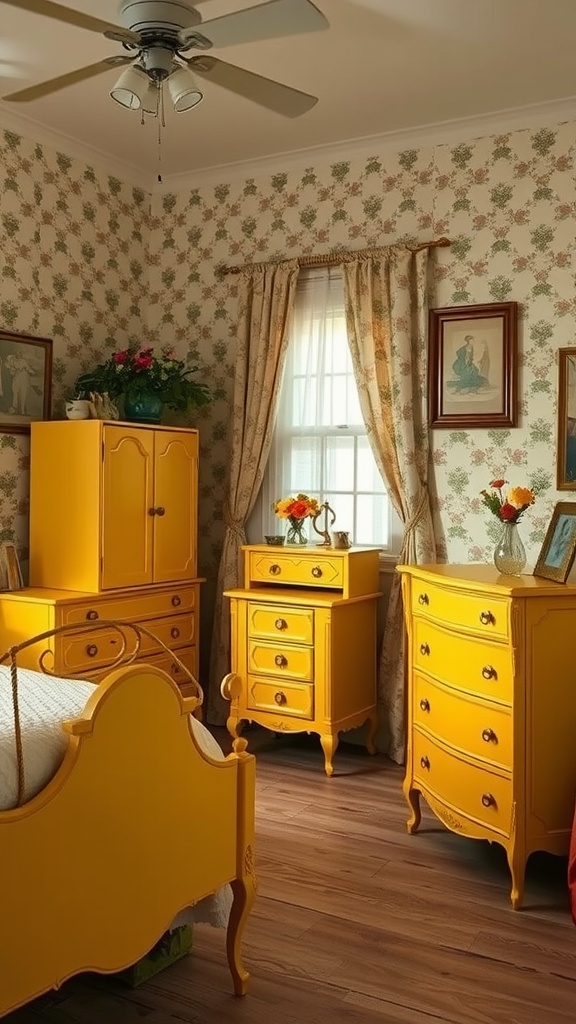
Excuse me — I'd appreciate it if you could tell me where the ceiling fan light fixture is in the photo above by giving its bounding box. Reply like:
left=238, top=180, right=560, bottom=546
left=167, top=66, right=203, bottom=112
left=110, top=65, right=149, bottom=110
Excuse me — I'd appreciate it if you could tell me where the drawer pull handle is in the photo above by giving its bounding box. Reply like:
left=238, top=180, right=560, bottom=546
left=481, top=793, right=495, bottom=808
left=171, top=627, right=180, bottom=639
left=156, top=506, right=166, bottom=517
left=311, top=566, right=323, bottom=578
left=418, top=593, right=429, bottom=605
left=482, top=728, right=497, bottom=743
left=419, top=698, right=430, bottom=712
left=480, top=610, right=495, bottom=625
left=275, top=618, right=287, bottom=631
left=274, top=654, right=288, bottom=668
left=420, top=755, right=430, bottom=770
left=85, top=609, right=99, bottom=621
left=171, top=662, right=181, bottom=675
left=148, top=507, right=157, bottom=516
left=274, top=691, right=287, bottom=706
left=419, top=643, right=430, bottom=656
left=86, top=644, right=98, bottom=657
left=481, top=665, right=497, bottom=680
left=171, top=595, right=182, bottom=607
left=269, top=564, right=281, bottom=576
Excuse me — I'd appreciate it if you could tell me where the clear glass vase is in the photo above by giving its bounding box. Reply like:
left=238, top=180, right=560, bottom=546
left=493, top=521, right=526, bottom=575
left=285, top=518, right=308, bottom=545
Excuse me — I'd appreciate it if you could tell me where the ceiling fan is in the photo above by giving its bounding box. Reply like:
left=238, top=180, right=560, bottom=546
left=0, top=0, right=329, bottom=118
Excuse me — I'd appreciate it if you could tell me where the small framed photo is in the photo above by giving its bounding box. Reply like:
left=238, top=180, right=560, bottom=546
left=0, top=329, right=53, bottom=434
left=428, top=302, right=518, bottom=428
left=556, top=348, right=576, bottom=490
left=533, top=502, right=576, bottom=583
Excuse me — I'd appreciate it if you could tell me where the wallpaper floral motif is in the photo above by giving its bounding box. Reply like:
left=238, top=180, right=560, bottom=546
left=1, top=116, right=576, bottom=680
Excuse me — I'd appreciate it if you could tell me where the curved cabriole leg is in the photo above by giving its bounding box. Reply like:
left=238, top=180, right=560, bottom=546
left=320, top=732, right=339, bottom=777
left=226, top=864, right=256, bottom=995
left=506, top=844, right=526, bottom=911
left=365, top=714, right=378, bottom=755
left=226, top=716, right=244, bottom=740
left=403, top=778, right=421, bottom=833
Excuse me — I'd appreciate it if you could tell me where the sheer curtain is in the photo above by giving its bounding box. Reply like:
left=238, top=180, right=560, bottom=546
left=256, top=268, right=388, bottom=544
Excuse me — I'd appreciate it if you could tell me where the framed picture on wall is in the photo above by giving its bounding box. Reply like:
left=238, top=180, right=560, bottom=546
left=556, top=348, right=576, bottom=490
left=428, top=302, right=518, bottom=428
left=0, top=330, right=52, bottom=434
left=533, top=502, right=576, bottom=583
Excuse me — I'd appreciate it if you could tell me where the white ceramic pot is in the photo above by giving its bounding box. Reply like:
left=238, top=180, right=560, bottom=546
left=65, top=400, right=91, bottom=420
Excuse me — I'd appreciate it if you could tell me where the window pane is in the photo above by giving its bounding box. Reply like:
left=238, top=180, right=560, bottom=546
left=325, top=492, right=354, bottom=533
left=357, top=493, right=389, bottom=547
left=357, top=436, right=384, bottom=490
left=325, top=436, right=355, bottom=491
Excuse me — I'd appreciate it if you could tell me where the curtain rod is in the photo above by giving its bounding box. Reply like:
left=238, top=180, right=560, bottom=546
left=218, top=237, right=451, bottom=277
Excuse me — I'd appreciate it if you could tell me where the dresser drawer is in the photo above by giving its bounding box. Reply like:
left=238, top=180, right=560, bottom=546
left=247, top=551, right=343, bottom=589
left=56, top=612, right=196, bottom=674
left=146, top=645, right=198, bottom=688
left=413, top=674, right=512, bottom=770
left=411, top=580, right=509, bottom=641
left=413, top=618, right=513, bottom=704
left=248, top=640, right=313, bottom=681
left=412, top=729, right=512, bottom=836
left=247, top=675, right=314, bottom=719
left=60, top=586, right=197, bottom=626
left=247, top=603, right=314, bottom=645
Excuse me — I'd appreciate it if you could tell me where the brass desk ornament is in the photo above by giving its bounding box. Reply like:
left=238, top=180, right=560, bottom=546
left=311, top=502, right=337, bottom=547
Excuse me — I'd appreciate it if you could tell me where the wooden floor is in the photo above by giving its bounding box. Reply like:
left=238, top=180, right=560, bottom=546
left=7, top=729, right=576, bottom=1024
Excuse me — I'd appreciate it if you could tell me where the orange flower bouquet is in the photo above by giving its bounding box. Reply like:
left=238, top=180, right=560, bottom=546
left=273, top=493, right=319, bottom=545
left=480, top=478, right=535, bottom=524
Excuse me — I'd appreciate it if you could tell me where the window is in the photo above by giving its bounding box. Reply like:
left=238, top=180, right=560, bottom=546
left=251, top=268, right=400, bottom=553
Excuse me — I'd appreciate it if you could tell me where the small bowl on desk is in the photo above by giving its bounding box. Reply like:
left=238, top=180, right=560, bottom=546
left=264, top=535, right=285, bottom=546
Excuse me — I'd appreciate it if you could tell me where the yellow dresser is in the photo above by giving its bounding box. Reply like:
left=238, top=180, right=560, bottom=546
left=0, top=420, right=203, bottom=697
left=398, top=563, right=576, bottom=908
left=225, top=545, right=381, bottom=776
left=0, top=582, right=200, bottom=696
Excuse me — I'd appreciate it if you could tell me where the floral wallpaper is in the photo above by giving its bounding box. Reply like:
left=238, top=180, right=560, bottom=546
left=1, top=115, right=576, bottom=680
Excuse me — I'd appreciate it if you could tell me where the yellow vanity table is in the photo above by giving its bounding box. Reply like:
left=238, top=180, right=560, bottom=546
left=225, top=545, right=381, bottom=775
left=398, top=563, right=576, bottom=909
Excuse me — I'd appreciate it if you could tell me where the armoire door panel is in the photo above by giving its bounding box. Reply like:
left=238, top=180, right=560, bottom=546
left=102, top=427, right=155, bottom=590
left=153, top=431, right=198, bottom=583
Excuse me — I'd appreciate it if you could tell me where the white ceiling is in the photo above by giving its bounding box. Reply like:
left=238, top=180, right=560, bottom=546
left=1, top=0, right=576, bottom=191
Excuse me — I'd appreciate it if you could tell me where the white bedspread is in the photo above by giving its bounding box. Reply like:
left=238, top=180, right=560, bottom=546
left=0, top=664, right=232, bottom=927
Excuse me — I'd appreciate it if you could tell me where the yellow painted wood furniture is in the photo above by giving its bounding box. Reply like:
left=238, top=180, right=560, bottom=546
left=398, top=563, right=576, bottom=909
left=226, top=545, right=381, bottom=776
left=0, top=656, right=256, bottom=1018
left=29, top=420, right=198, bottom=592
left=0, top=582, right=200, bottom=696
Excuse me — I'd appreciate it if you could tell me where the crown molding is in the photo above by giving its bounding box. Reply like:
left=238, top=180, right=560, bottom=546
left=157, top=94, right=576, bottom=194
left=0, top=104, right=152, bottom=192
left=2, top=93, right=576, bottom=198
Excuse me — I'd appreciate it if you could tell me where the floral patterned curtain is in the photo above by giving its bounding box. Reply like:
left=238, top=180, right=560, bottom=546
left=341, top=246, right=437, bottom=763
left=207, top=259, right=299, bottom=724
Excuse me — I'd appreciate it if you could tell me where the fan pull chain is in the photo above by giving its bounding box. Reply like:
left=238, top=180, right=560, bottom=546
left=157, top=83, right=167, bottom=183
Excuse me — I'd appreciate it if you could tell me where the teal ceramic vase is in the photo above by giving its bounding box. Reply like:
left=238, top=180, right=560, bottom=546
left=124, top=390, right=164, bottom=424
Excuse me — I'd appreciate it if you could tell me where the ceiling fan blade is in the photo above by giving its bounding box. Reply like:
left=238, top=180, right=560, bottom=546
left=3, top=56, right=133, bottom=103
left=180, top=0, right=328, bottom=49
left=187, top=55, right=317, bottom=118
left=0, top=0, right=138, bottom=41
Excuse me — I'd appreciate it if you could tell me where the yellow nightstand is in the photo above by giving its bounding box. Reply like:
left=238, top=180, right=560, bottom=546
left=225, top=545, right=381, bottom=776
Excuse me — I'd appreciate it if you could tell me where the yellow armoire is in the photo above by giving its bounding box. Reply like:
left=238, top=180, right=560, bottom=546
left=398, top=563, right=576, bottom=909
left=0, top=420, right=202, bottom=692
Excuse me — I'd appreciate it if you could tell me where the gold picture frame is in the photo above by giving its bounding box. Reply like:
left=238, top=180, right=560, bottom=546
left=533, top=501, right=576, bottom=583
left=556, top=348, right=576, bottom=490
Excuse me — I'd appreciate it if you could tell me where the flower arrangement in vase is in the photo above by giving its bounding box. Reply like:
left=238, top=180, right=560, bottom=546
left=273, top=493, right=320, bottom=545
left=74, top=346, right=212, bottom=424
left=480, top=478, right=536, bottom=575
